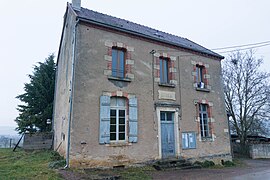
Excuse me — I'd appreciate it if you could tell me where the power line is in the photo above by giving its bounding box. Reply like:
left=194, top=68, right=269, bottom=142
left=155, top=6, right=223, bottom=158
left=154, top=40, right=270, bottom=56
left=217, top=43, right=270, bottom=54
left=211, top=40, right=270, bottom=50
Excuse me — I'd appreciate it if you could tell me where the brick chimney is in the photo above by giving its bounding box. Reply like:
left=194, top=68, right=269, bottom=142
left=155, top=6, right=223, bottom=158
left=72, top=0, right=81, bottom=11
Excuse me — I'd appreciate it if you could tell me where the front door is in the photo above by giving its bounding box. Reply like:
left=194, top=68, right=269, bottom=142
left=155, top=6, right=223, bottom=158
left=160, top=111, right=175, bottom=158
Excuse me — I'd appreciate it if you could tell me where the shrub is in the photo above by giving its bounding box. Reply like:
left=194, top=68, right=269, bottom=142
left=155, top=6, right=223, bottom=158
left=223, top=161, right=235, bottom=167
left=201, top=160, right=215, bottom=168
left=48, top=160, right=66, bottom=169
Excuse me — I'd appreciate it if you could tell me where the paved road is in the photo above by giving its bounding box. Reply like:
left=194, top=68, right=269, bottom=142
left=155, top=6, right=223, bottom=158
left=152, top=159, right=270, bottom=180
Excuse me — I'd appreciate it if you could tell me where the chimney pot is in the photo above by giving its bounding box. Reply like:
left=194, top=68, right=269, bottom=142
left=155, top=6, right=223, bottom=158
left=72, top=0, right=81, bottom=11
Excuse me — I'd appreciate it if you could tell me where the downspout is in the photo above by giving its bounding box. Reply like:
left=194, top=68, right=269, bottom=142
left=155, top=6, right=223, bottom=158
left=65, top=18, right=79, bottom=169
left=177, top=56, right=182, bottom=119
left=177, top=56, right=183, bottom=156
left=150, top=50, right=156, bottom=101
left=51, top=66, right=58, bottom=149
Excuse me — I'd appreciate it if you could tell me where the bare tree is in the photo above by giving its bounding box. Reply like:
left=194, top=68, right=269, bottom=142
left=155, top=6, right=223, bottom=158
left=222, top=50, right=270, bottom=153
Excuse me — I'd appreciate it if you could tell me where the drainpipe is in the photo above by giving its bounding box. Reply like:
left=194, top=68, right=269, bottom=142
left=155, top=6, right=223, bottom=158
left=150, top=50, right=156, bottom=101
left=65, top=18, right=79, bottom=169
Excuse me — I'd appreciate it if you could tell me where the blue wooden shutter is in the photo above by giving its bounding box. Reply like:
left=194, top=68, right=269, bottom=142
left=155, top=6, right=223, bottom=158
left=129, top=97, right=138, bottom=143
left=182, top=133, right=188, bottom=149
left=189, top=132, right=196, bottom=149
left=99, top=96, right=110, bottom=144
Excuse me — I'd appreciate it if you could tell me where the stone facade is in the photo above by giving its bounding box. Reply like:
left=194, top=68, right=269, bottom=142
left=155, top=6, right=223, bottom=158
left=53, top=3, right=232, bottom=168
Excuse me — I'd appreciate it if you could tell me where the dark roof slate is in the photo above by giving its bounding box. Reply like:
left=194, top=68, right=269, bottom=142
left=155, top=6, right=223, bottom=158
left=75, top=6, right=223, bottom=59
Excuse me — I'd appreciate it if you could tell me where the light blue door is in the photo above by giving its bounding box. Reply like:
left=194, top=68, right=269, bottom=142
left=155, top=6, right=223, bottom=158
left=160, top=111, right=175, bottom=158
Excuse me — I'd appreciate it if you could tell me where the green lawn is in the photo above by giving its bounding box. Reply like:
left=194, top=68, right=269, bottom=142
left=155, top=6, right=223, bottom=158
left=0, top=148, right=62, bottom=180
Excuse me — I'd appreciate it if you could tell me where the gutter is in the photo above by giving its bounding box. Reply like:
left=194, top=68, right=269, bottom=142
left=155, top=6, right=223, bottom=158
left=65, top=18, right=80, bottom=169
left=78, top=17, right=224, bottom=60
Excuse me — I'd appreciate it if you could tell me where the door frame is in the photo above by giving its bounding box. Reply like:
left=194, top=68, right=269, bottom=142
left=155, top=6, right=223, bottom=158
left=156, top=107, right=180, bottom=159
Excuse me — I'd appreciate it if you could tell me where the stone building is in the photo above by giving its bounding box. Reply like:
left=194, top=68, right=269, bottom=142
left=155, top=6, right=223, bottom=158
left=53, top=0, right=232, bottom=167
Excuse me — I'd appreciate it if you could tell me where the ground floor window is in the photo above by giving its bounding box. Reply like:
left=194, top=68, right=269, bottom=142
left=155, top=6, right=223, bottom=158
left=110, top=97, right=126, bottom=142
left=99, top=95, right=138, bottom=144
left=110, top=109, right=126, bottom=141
left=199, top=104, right=210, bottom=138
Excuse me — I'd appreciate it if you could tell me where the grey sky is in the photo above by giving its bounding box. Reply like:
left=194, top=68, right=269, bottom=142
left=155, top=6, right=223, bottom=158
left=0, top=0, right=269, bottom=127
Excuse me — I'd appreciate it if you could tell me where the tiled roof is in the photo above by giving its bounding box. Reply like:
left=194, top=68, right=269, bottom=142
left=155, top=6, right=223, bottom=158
left=75, top=6, right=223, bottom=59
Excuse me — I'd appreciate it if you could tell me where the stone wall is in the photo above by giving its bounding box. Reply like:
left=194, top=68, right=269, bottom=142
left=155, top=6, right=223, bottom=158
left=250, top=144, right=270, bottom=159
left=23, top=132, right=53, bottom=150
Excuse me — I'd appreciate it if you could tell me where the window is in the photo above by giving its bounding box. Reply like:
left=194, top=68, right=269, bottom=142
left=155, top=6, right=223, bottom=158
left=160, top=111, right=174, bottom=121
left=160, top=58, right=169, bottom=84
left=182, top=132, right=196, bottom=149
left=110, top=97, right=126, bottom=142
left=99, top=95, right=138, bottom=144
left=112, top=48, right=125, bottom=78
left=196, top=65, right=205, bottom=88
left=199, top=104, right=210, bottom=138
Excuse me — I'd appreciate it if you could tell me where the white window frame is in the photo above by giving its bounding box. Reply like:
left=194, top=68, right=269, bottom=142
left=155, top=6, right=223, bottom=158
left=199, top=104, right=210, bottom=138
left=110, top=98, right=127, bottom=142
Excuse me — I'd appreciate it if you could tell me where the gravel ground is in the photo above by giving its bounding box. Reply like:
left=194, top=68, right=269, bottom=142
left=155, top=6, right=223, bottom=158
left=151, top=159, right=270, bottom=180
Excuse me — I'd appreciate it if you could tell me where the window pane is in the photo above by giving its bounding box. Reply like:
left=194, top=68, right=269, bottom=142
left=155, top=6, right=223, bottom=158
left=119, top=51, right=125, bottom=78
left=117, top=98, right=125, bottom=107
left=110, top=109, right=116, bottom=116
left=119, top=110, right=125, bottom=117
left=112, top=49, right=118, bottom=77
left=119, top=118, right=125, bottom=124
left=201, top=130, right=204, bottom=137
left=160, top=112, right=165, bottom=121
left=200, top=67, right=203, bottom=82
left=110, top=125, right=116, bottom=132
left=160, top=58, right=169, bottom=83
left=119, top=125, right=125, bottom=132
left=110, top=118, right=116, bottom=125
left=164, top=59, right=168, bottom=83
left=111, top=98, right=117, bottom=107
left=160, top=59, right=163, bottom=83
left=110, top=133, right=116, bottom=140
left=119, top=133, right=125, bottom=140
left=167, top=112, right=173, bottom=121
left=202, top=104, right=207, bottom=111
left=196, top=66, right=200, bottom=82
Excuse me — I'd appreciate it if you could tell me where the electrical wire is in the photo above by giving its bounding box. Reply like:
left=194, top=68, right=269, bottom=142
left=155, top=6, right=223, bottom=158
left=217, top=43, right=270, bottom=54
left=211, top=41, right=270, bottom=50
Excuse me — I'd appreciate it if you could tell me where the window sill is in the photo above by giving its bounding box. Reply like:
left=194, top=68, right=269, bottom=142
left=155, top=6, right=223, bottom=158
left=182, top=147, right=196, bottom=150
left=196, top=87, right=210, bottom=92
left=108, top=76, right=131, bottom=82
left=105, top=142, right=132, bottom=147
left=201, top=137, right=213, bottom=142
left=159, top=83, right=175, bottom=88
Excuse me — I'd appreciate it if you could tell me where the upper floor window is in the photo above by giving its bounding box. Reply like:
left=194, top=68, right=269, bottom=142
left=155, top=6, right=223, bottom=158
left=199, top=104, right=210, bottom=138
left=112, top=48, right=125, bottom=78
left=160, top=58, right=169, bottom=84
left=196, top=65, right=205, bottom=88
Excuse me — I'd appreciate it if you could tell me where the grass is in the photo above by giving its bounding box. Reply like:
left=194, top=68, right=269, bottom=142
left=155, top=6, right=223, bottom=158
left=0, top=148, right=63, bottom=180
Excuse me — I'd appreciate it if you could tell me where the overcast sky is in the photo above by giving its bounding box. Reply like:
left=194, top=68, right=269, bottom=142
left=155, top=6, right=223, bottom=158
left=0, top=0, right=269, bottom=128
